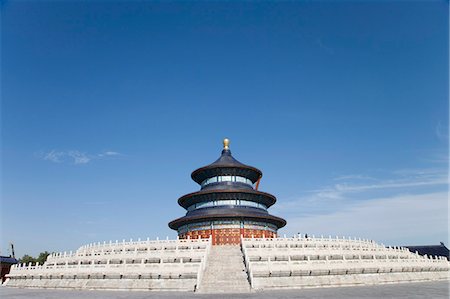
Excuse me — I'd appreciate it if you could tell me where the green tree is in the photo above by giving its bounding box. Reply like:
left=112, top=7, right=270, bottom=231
left=19, top=254, right=36, bottom=265
left=36, top=251, right=50, bottom=264
left=19, top=251, right=51, bottom=265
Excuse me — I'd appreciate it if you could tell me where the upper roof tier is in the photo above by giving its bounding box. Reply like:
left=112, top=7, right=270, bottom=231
left=191, top=139, right=263, bottom=184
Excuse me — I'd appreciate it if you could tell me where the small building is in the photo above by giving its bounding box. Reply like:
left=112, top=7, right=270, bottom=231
left=404, top=242, right=450, bottom=260
left=1, top=256, right=18, bottom=283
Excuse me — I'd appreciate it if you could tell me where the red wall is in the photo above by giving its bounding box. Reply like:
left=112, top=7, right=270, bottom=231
left=179, top=228, right=276, bottom=245
left=1, top=264, right=12, bottom=283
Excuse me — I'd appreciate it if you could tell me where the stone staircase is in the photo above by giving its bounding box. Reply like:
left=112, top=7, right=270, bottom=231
left=197, top=245, right=251, bottom=293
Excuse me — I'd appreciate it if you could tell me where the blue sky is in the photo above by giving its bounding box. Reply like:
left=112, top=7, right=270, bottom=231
left=1, top=1, right=448, bottom=257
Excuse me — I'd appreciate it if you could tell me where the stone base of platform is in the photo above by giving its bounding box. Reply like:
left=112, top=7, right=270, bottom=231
left=4, top=277, right=197, bottom=291
left=251, top=271, right=450, bottom=290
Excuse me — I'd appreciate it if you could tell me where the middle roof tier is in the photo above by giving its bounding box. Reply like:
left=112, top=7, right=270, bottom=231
left=177, top=189, right=277, bottom=210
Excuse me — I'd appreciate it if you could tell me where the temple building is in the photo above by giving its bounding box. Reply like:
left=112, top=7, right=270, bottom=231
left=169, top=139, right=286, bottom=245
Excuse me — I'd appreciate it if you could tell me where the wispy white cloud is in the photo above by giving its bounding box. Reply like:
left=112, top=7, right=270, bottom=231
left=67, top=151, right=90, bottom=164
left=330, top=178, right=447, bottom=193
left=310, top=168, right=446, bottom=198
left=435, top=121, right=448, bottom=141
left=333, top=174, right=375, bottom=181
left=97, top=151, right=122, bottom=157
left=43, top=150, right=65, bottom=163
left=104, top=151, right=120, bottom=156
left=392, top=167, right=445, bottom=177
left=40, top=149, right=123, bottom=165
left=281, top=192, right=448, bottom=246
left=274, top=168, right=448, bottom=245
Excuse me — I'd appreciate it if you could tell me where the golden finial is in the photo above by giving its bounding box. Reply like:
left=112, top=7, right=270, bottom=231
left=223, top=138, right=230, bottom=150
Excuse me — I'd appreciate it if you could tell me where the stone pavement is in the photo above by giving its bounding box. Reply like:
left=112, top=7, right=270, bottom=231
left=1, top=281, right=449, bottom=299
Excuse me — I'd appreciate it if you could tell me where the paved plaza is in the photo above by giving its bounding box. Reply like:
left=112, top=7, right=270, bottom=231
left=1, top=281, right=449, bottom=299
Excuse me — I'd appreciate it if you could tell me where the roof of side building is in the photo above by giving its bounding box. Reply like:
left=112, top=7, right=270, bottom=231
left=0, top=256, right=18, bottom=265
left=403, top=243, right=449, bottom=259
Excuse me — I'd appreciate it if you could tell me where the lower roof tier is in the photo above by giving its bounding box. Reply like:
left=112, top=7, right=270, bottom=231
left=168, top=206, right=286, bottom=230
left=178, top=189, right=276, bottom=209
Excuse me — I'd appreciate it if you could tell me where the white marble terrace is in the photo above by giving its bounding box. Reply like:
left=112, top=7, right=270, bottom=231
left=242, top=235, right=450, bottom=289
left=5, top=237, right=212, bottom=291
left=4, top=234, right=450, bottom=292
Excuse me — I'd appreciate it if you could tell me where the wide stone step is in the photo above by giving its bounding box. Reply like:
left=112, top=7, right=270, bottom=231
left=200, top=284, right=250, bottom=290
left=207, top=260, right=244, bottom=263
left=203, top=267, right=245, bottom=271
left=204, top=281, right=248, bottom=285
left=201, top=281, right=249, bottom=286
left=200, top=287, right=250, bottom=293
left=206, top=266, right=245, bottom=269
left=197, top=246, right=251, bottom=293
left=201, top=275, right=248, bottom=281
